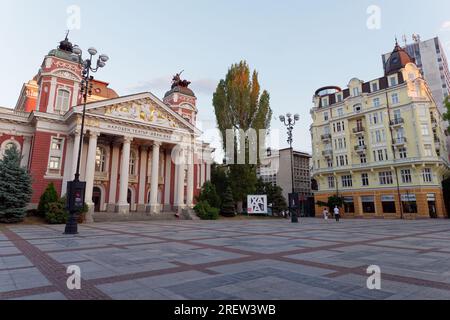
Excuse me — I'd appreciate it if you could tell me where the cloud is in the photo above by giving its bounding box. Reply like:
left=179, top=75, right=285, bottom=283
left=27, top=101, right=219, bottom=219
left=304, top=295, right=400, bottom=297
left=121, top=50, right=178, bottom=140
left=126, top=76, right=218, bottom=96
left=441, top=21, right=450, bottom=31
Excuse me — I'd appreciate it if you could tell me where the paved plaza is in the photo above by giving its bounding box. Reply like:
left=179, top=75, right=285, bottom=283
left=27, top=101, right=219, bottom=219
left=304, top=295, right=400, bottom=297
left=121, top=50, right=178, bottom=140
left=1, top=218, right=450, bottom=300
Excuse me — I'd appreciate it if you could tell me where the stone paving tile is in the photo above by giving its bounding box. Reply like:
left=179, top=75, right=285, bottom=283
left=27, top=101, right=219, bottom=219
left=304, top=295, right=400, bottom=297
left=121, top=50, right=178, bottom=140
left=2, top=219, right=450, bottom=300
left=10, top=292, right=67, bottom=300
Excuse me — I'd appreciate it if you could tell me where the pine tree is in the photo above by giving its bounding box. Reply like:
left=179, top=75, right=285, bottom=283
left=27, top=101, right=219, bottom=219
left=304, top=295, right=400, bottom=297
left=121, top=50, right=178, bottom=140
left=270, top=186, right=288, bottom=215
left=37, top=183, right=59, bottom=217
left=221, top=186, right=236, bottom=217
left=0, top=144, right=32, bottom=223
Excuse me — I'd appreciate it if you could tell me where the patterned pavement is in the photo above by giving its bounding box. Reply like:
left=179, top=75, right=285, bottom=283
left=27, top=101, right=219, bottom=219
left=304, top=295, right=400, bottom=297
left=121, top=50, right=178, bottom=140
left=1, top=218, right=450, bottom=300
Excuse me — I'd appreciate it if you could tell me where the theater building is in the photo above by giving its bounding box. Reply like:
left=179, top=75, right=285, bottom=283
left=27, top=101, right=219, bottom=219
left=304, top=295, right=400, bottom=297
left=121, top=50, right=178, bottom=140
left=310, top=42, right=450, bottom=219
left=0, top=37, right=214, bottom=222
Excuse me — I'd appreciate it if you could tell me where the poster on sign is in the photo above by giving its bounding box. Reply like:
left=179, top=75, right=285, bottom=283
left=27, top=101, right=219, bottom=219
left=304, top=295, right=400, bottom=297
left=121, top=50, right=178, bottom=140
left=247, top=195, right=268, bottom=215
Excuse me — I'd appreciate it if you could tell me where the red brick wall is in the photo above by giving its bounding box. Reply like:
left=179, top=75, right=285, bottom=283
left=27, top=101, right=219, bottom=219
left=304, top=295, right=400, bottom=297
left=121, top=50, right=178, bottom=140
left=29, top=132, right=66, bottom=203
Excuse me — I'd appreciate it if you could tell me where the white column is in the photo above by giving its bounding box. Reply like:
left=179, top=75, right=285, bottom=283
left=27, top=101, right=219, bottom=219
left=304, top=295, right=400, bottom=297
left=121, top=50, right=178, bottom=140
left=71, top=82, right=79, bottom=107
left=20, top=136, right=32, bottom=169
left=117, top=136, right=132, bottom=215
left=71, top=131, right=81, bottom=179
left=137, top=146, right=148, bottom=212
left=107, top=143, right=120, bottom=211
left=84, top=131, right=99, bottom=223
left=149, top=142, right=161, bottom=214
left=206, top=151, right=212, bottom=181
left=61, top=136, right=74, bottom=196
left=46, top=78, right=57, bottom=113
left=176, top=147, right=186, bottom=210
left=186, top=148, right=194, bottom=207
left=164, top=148, right=172, bottom=210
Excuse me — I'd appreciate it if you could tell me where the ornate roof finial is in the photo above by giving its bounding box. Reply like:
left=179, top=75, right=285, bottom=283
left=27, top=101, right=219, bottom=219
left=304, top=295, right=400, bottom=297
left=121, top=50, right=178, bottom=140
left=58, top=30, right=74, bottom=53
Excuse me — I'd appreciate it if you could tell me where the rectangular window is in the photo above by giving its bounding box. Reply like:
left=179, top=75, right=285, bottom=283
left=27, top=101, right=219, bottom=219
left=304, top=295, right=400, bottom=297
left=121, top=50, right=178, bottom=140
left=343, top=197, right=355, bottom=214
left=402, top=194, right=418, bottom=213
left=361, top=173, right=369, bottom=186
left=336, top=94, right=343, bottom=102
left=322, top=97, right=329, bottom=107
left=398, top=148, right=408, bottom=159
left=389, top=76, right=398, bottom=87
left=379, top=171, right=393, bottom=185
left=401, top=169, right=412, bottom=184
left=49, top=156, right=61, bottom=170
left=51, top=138, right=63, bottom=151
left=377, top=150, right=384, bottom=161
left=337, top=108, right=344, bottom=117
left=392, top=93, right=399, bottom=104
left=328, top=176, right=335, bottom=189
left=324, top=112, right=329, bottom=121
left=342, top=175, right=353, bottom=188
left=381, top=195, right=396, bottom=214
left=373, top=98, right=380, bottom=107
left=421, top=124, right=430, bottom=136
left=361, top=196, right=376, bottom=214
left=353, top=87, right=360, bottom=96
left=423, top=168, right=433, bottom=183
left=360, top=154, right=367, bottom=164
left=371, top=82, right=379, bottom=92
left=424, top=145, right=433, bottom=157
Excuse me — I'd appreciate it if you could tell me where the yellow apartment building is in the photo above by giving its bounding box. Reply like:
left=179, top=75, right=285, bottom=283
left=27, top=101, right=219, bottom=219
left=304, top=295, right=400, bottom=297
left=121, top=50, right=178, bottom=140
left=310, top=42, right=450, bottom=219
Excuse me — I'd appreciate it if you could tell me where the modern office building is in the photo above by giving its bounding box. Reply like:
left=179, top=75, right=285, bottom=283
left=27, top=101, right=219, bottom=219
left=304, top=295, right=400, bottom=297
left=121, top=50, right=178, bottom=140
left=257, top=148, right=312, bottom=202
left=310, top=41, right=450, bottom=219
left=383, top=36, right=450, bottom=158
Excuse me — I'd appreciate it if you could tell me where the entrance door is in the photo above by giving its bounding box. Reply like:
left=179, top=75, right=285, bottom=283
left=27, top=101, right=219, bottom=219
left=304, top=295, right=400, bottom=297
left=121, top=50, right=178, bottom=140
left=93, top=187, right=102, bottom=212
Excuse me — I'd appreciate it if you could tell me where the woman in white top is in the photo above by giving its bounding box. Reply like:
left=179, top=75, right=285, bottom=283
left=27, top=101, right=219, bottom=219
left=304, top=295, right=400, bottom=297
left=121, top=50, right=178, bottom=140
left=323, top=208, right=329, bottom=220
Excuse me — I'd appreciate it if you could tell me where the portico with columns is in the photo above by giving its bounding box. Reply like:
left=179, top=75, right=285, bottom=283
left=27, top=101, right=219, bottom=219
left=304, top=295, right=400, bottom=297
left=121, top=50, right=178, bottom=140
left=65, top=93, right=214, bottom=218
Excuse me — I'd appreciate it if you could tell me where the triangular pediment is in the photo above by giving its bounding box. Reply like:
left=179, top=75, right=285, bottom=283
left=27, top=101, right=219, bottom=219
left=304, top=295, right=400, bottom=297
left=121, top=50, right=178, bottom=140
left=77, top=92, right=199, bottom=134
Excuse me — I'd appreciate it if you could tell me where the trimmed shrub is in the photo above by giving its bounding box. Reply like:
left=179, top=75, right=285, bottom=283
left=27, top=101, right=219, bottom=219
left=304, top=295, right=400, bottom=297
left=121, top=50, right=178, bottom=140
left=194, top=201, right=219, bottom=220
left=37, top=183, right=59, bottom=217
left=45, top=196, right=69, bottom=225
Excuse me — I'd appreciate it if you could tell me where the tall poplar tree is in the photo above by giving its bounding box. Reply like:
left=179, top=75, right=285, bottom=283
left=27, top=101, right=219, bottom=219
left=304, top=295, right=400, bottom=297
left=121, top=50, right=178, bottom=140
left=213, top=61, right=272, bottom=212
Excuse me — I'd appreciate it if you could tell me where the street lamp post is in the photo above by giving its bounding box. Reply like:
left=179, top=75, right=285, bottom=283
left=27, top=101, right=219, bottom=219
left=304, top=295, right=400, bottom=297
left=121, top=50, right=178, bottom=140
left=280, top=113, right=300, bottom=223
left=64, top=45, right=109, bottom=235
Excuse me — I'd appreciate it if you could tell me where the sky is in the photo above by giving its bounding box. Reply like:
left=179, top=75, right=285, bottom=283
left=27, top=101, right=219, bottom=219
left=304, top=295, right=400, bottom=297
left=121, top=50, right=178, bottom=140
left=1, top=0, right=450, bottom=161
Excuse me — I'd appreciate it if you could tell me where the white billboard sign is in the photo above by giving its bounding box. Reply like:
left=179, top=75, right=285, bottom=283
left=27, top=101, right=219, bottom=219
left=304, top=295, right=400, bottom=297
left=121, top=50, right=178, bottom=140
left=247, top=195, right=268, bottom=215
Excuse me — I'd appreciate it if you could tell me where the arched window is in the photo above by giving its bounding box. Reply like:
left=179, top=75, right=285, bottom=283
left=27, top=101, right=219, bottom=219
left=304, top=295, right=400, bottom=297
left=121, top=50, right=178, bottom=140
left=95, top=147, right=107, bottom=172
left=129, top=151, right=137, bottom=175
left=55, top=89, right=71, bottom=112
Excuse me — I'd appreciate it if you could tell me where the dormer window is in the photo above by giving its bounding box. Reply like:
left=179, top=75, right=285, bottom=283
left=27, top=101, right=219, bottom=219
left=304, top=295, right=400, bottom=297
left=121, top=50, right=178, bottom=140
left=371, top=81, right=379, bottom=92
left=55, top=89, right=71, bottom=112
left=352, top=87, right=360, bottom=97
left=336, top=93, right=343, bottom=102
left=389, top=75, right=398, bottom=87
left=322, top=97, right=329, bottom=107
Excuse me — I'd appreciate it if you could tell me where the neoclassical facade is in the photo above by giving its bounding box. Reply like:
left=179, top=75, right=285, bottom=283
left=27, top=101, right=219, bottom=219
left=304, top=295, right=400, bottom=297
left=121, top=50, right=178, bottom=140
left=0, top=37, right=214, bottom=220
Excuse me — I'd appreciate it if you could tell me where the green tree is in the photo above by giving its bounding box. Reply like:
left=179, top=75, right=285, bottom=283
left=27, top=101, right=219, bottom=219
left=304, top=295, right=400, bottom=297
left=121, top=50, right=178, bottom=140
left=221, top=186, right=236, bottom=217
left=197, top=181, right=221, bottom=208
left=37, top=183, right=59, bottom=217
left=213, top=61, right=272, bottom=212
left=442, top=97, right=450, bottom=131
left=211, top=163, right=229, bottom=199
left=317, top=195, right=344, bottom=210
left=0, top=144, right=33, bottom=223
left=256, top=179, right=287, bottom=216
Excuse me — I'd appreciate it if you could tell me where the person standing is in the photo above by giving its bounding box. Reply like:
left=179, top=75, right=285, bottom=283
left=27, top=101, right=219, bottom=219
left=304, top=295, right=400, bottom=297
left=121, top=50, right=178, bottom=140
left=323, top=208, right=329, bottom=221
left=334, top=206, right=341, bottom=222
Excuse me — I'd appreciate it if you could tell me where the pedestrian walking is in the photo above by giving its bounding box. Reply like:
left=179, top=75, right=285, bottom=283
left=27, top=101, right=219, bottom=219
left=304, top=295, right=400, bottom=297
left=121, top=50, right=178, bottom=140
left=334, top=206, right=341, bottom=222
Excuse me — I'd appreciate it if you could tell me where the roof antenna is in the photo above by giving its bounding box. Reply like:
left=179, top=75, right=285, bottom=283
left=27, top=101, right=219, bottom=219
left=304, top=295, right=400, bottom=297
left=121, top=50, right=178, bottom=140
left=402, top=34, right=408, bottom=47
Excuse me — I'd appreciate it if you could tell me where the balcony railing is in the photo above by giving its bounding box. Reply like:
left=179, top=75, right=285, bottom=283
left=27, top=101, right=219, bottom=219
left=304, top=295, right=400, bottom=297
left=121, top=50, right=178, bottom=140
left=321, top=134, right=332, bottom=141
left=322, top=149, right=333, bottom=158
left=393, top=137, right=407, bottom=145
left=352, top=126, right=365, bottom=134
left=390, top=118, right=404, bottom=126
left=354, top=145, right=367, bottom=153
